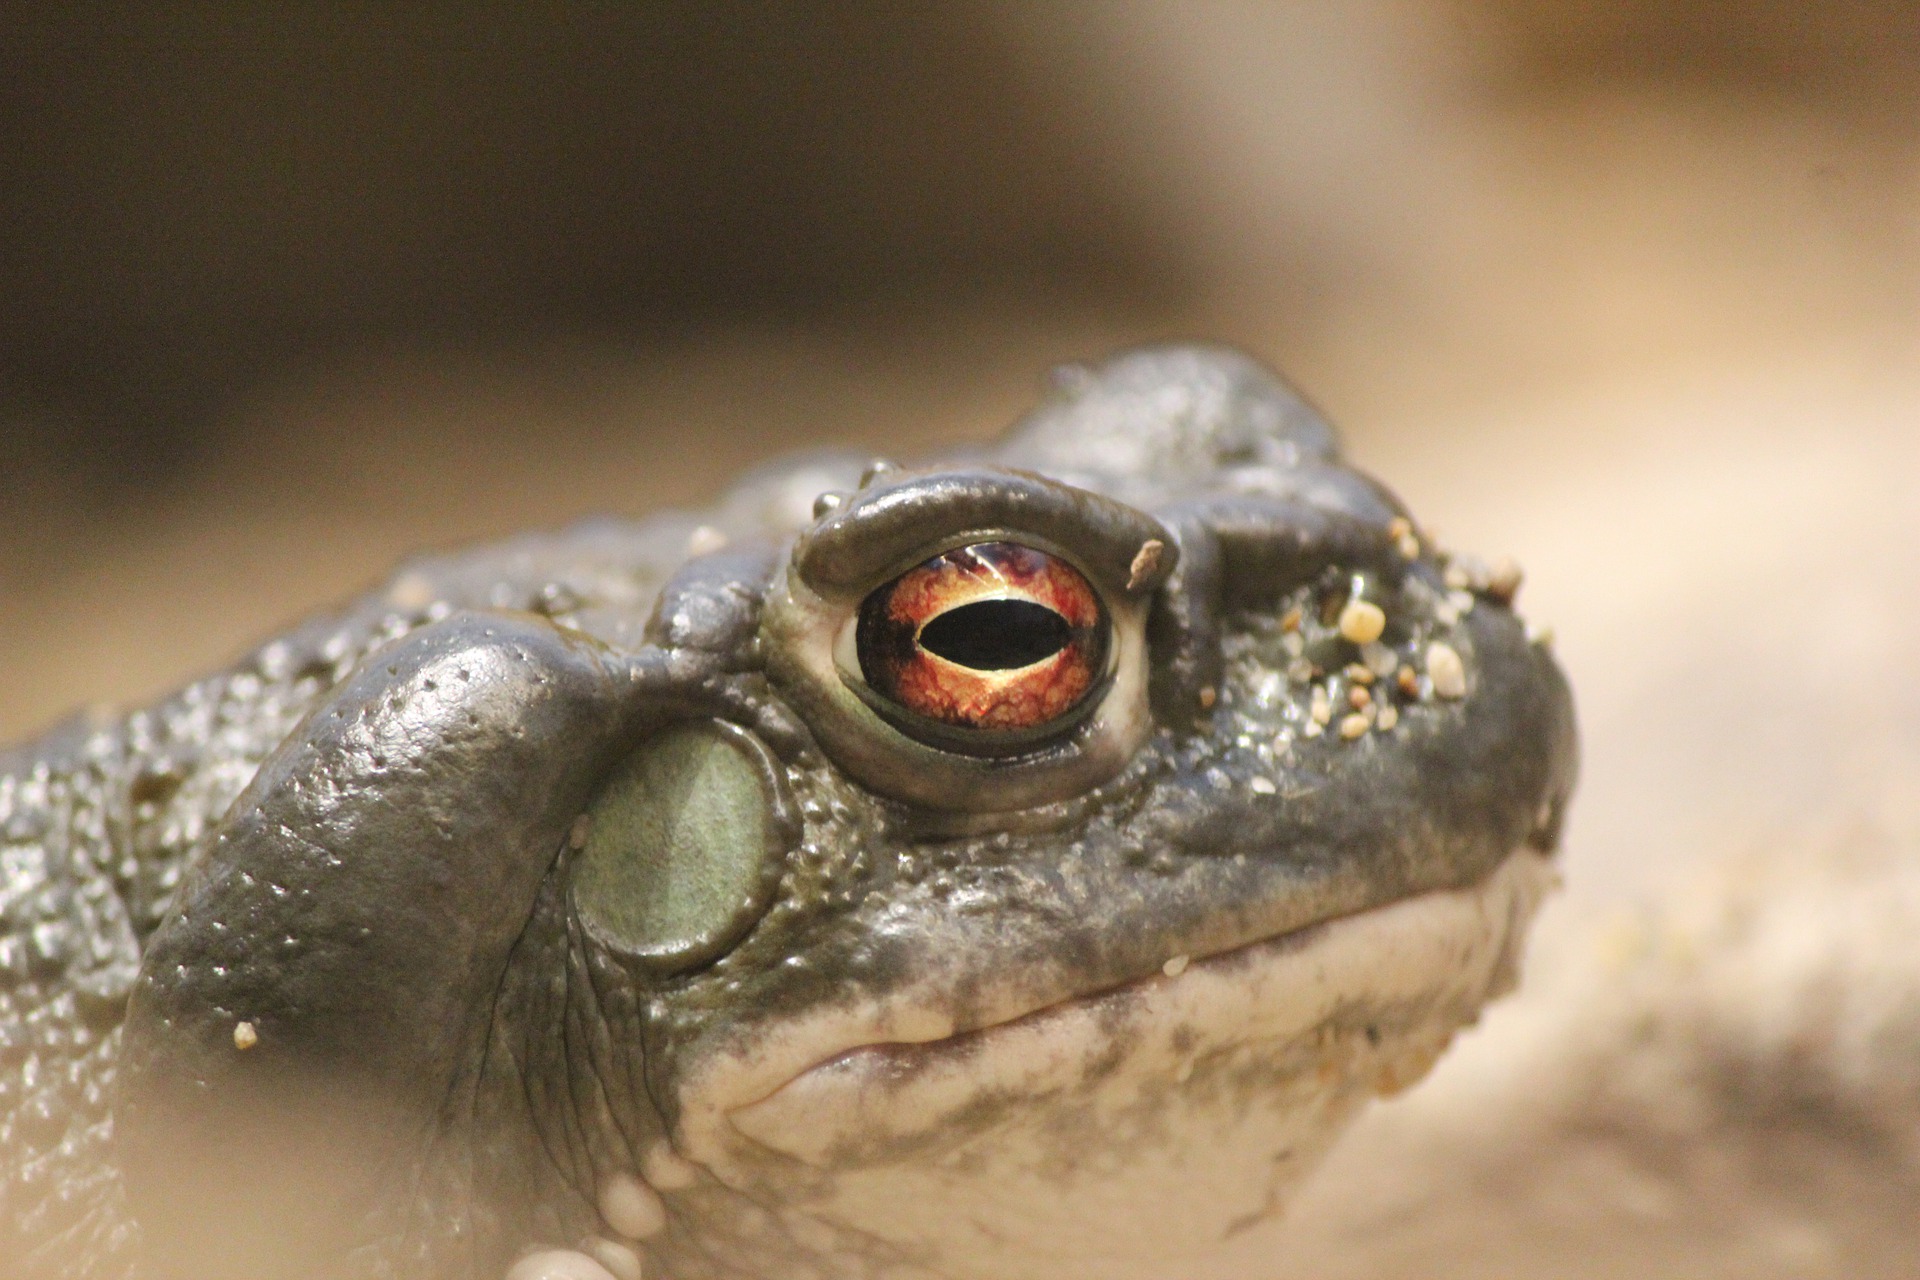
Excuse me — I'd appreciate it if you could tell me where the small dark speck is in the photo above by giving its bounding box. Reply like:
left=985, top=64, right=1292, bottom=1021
left=1364, top=1024, right=1381, bottom=1046
left=129, top=770, right=183, bottom=807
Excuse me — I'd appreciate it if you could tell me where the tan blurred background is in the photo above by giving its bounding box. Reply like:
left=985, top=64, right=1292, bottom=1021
left=3, top=5, right=1919, bottom=1273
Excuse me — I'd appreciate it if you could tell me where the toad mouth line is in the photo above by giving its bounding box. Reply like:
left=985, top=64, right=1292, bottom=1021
left=697, top=849, right=1556, bottom=1168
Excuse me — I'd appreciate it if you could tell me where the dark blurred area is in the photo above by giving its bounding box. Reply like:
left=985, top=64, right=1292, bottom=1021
left=6, top=1, right=1920, bottom=508
left=0, top=2, right=1177, bottom=497
left=1487, top=0, right=1920, bottom=113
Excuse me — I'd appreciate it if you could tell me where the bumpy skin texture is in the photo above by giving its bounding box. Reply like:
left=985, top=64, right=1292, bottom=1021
left=0, top=346, right=1576, bottom=1280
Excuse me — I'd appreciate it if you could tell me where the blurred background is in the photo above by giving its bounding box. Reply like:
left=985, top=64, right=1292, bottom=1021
left=2, top=4, right=1918, bottom=1273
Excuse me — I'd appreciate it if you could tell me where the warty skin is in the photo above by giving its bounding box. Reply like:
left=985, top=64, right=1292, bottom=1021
left=0, top=346, right=1575, bottom=1280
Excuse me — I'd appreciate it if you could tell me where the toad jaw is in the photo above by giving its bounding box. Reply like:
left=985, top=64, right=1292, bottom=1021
left=669, top=849, right=1556, bottom=1280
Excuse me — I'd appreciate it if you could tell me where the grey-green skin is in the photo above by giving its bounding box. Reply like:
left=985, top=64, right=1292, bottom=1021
left=0, top=346, right=1576, bottom=1280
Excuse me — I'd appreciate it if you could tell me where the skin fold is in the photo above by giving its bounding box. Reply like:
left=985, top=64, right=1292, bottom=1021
left=0, top=346, right=1576, bottom=1280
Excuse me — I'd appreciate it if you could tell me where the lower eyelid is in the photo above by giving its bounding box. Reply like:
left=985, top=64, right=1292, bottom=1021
left=899, top=649, right=1096, bottom=731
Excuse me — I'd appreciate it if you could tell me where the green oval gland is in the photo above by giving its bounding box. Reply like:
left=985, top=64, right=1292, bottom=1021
left=574, top=721, right=784, bottom=971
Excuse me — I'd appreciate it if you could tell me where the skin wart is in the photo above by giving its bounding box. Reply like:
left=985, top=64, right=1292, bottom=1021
left=0, top=345, right=1576, bottom=1280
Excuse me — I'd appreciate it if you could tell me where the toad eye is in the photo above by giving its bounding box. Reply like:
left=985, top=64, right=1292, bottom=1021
left=852, top=542, right=1111, bottom=741
left=764, top=465, right=1173, bottom=813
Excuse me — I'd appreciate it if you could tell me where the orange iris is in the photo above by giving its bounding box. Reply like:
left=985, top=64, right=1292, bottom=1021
left=856, top=542, right=1109, bottom=732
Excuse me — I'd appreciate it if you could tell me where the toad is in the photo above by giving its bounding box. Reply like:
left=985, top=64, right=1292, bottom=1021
left=0, top=345, right=1576, bottom=1280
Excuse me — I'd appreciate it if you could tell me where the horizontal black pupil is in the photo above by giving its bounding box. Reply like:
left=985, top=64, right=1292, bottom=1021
left=918, top=599, right=1071, bottom=670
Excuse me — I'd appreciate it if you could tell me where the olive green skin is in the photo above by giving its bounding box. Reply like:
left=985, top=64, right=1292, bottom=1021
left=0, top=346, right=1576, bottom=1280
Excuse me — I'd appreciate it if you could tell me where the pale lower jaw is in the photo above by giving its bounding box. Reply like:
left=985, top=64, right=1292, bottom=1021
left=677, top=850, right=1557, bottom=1280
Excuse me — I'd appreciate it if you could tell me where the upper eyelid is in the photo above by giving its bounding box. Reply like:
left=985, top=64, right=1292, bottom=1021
left=792, top=467, right=1176, bottom=602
